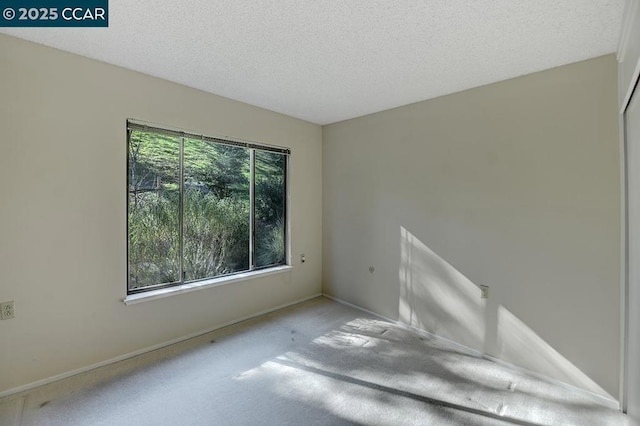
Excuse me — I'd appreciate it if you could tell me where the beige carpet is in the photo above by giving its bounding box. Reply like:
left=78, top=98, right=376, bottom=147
left=0, top=297, right=628, bottom=425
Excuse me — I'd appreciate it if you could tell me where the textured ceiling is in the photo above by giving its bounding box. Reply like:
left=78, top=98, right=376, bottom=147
left=1, top=0, right=625, bottom=124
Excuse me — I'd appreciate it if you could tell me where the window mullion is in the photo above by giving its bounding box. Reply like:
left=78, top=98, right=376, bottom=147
left=179, top=136, right=185, bottom=283
left=249, top=149, right=256, bottom=270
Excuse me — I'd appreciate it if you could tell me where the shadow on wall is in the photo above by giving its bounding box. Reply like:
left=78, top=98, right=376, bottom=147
left=398, top=226, right=611, bottom=399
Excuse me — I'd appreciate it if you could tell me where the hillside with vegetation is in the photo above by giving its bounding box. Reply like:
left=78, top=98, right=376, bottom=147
left=128, top=130, right=285, bottom=290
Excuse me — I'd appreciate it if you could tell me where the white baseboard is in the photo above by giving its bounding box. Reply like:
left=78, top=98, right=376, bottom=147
left=0, top=293, right=322, bottom=400
left=322, top=293, right=620, bottom=410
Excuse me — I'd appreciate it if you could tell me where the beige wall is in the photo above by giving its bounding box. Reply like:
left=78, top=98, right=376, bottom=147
left=0, top=34, right=322, bottom=394
left=323, top=55, right=621, bottom=398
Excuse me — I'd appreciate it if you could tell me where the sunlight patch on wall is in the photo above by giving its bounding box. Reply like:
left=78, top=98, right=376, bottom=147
left=399, top=226, right=485, bottom=351
left=497, top=305, right=611, bottom=399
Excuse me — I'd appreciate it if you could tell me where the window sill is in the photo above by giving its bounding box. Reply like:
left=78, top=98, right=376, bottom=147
left=123, top=265, right=293, bottom=305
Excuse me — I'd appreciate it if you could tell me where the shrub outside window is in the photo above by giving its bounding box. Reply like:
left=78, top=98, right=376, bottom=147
left=127, top=121, right=288, bottom=294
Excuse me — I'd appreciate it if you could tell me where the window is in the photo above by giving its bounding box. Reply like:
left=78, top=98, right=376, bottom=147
left=127, top=121, right=288, bottom=294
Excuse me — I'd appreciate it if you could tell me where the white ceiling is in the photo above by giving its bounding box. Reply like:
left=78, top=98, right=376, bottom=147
left=1, top=0, right=625, bottom=125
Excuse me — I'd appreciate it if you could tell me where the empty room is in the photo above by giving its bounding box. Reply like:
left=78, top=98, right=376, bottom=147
left=1, top=1, right=640, bottom=425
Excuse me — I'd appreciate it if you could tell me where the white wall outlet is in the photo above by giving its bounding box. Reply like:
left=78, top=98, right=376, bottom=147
left=1, top=301, right=15, bottom=320
left=480, top=285, right=489, bottom=299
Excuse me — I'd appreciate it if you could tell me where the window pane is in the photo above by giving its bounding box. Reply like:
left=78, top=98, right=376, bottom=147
left=255, top=151, right=286, bottom=268
left=128, top=130, right=181, bottom=289
left=183, top=138, right=250, bottom=281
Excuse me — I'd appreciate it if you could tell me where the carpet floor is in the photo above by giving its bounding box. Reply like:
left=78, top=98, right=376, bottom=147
left=0, top=296, right=628, bottom=425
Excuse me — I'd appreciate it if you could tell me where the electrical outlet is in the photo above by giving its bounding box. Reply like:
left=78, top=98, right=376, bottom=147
left=480, top=285, right=489, bottom=299
left=1, top=301, right=14, bottom=320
